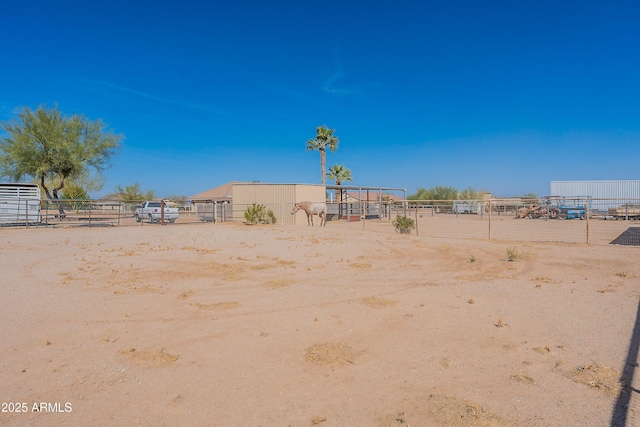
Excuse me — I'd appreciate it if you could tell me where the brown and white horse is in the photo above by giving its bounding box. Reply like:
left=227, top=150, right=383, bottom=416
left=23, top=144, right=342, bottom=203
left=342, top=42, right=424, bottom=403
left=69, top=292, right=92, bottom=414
left=291, top=202, right=327, bottom=226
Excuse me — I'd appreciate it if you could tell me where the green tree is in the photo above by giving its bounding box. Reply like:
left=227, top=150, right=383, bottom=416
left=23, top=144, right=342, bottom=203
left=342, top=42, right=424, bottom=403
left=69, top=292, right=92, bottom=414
left=115, top=182, right=155, bottom=203
left=327, top=164, right=353, bottom=186
left=458, top=186, right=486, bottom=200
left=431, top=185, right=458, bottom=200
left=306, top=125, right=339, bottom=185
left=0, top=105, right=122, bottom=212
left=407, top=185, right=458, bottom=204
left=408, top=187, right=432, bottom=201
left=167, top=194, right=188, bottom=206
left=55, top=170, right=105, bottom=199
left=58, top=179, right=91, bottom=213
left=408, top=185, right=458, bottom=201
left=327, top=164, right=353, bottom=203
left=327, top=163, right=352, bottom=217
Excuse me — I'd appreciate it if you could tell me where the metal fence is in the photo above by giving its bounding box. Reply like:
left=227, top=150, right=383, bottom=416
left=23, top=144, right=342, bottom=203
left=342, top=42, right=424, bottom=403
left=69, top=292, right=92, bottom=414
left=2, top=197, right=639, bottom=246
left=387, top=198, right=640, bottom=245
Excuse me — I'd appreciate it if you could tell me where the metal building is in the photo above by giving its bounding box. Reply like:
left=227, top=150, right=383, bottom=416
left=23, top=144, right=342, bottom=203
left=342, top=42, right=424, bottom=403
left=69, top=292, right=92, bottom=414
left=189, top=182, right=326, bottom=225
left=550, top=180, right=640, bottom=212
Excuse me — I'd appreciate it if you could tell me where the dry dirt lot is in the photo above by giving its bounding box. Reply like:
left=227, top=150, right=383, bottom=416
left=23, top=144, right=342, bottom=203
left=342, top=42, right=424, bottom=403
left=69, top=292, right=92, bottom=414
left=1, top=221, right=639, bottom=426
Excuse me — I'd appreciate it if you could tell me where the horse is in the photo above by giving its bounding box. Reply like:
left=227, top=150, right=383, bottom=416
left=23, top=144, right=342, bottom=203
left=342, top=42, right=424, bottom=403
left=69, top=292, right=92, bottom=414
left=291, top=201, right=327, bottom=226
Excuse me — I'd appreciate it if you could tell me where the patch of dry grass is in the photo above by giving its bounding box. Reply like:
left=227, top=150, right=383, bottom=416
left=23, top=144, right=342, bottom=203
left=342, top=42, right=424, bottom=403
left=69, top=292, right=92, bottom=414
left=350, top=262, right=372, bottom=269
left=118, top=348, right=179, bottom=367
left=511, top=373, right=535, bottom=384
left=426, top=394, right=507, bottom=427
left=568, top=364, right=622, bottom=395
left=597, top=284, right=618, bottom=293
left=305, top=343, right=358, bottom=365
left=616, top=271, right=635, bottom=278
left=264, top=279, right=294, bottom=289
left=533, top=345, right=551, bottom=354
left=362, top=297, right=396, bottom=308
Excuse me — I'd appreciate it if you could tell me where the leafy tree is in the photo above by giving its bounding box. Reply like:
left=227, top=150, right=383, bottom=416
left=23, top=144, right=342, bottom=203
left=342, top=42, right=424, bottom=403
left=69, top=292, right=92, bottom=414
left=458, top=186, right=486, bottom=200
left=408, top=185, right=458, bottom=202
left=408, top=187, right=432, bottom=202
left=306, top=125, right=339, bottom=185
left=58, top=181, right=90, bottom=212
left=167, top=194, right=188, bottom=206
left=115, top=182, right=155, bottom=203
left=0, top=105, right=121, bottom=212
left=55, top=170, right=105, bottom=199
left=431, top=185, right=458, bottom=200
left=61, top=183, right=90, bottom=201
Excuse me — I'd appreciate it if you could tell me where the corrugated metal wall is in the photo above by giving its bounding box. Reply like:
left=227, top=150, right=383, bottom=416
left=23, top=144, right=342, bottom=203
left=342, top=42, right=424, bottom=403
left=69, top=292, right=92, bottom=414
left=550, top=180, right=640, bottom=211
left=233, top=183, right=326, bottom=225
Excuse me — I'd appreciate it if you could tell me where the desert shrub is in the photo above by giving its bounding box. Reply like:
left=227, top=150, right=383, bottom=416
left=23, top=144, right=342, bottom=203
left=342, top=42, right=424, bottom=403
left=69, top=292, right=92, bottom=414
left=244, top=203, right=276, bottom=225
left=266, top=209, right=277, bottom=224
left=392, top=215, right=415, bottom=234
left=505, top=247, right=522, bottom=261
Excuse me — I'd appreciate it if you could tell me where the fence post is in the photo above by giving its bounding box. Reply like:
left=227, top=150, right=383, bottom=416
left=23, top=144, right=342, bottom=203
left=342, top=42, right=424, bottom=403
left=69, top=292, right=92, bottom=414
left=25, top=199, right=29, bottom=229
left=488, top=199, right=492, bottom=240
left=585, top=198, right=590, bottom=244
left=415, top=203, right=419, bottom=235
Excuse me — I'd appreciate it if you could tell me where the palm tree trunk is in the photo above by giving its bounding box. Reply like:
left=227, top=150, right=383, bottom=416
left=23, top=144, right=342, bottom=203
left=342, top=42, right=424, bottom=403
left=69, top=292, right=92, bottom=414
left=320, top=148, right=326, bottom=185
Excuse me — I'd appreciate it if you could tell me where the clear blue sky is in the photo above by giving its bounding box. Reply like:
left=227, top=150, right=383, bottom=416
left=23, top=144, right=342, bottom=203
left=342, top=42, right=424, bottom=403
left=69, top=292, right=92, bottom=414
left=1, top=1, right=639, bottom=198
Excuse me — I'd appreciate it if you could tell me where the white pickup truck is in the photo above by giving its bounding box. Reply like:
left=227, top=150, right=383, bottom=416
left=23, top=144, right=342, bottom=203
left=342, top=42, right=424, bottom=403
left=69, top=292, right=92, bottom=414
left=135, top=201, right=179, bottom=224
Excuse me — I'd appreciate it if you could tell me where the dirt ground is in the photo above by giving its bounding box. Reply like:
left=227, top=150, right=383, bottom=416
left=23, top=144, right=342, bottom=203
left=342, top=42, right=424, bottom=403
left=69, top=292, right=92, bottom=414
left=1, top=221, right=639, bottom=426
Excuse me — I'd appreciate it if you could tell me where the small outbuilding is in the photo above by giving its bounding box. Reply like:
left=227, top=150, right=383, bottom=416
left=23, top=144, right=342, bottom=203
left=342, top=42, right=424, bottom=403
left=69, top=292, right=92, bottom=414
left=189, top=182, right=326, bottom=225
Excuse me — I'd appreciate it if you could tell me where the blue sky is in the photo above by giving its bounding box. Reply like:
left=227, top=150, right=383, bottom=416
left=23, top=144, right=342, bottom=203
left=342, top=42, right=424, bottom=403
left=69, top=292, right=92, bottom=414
left=1, top=1, right=639, bottom=198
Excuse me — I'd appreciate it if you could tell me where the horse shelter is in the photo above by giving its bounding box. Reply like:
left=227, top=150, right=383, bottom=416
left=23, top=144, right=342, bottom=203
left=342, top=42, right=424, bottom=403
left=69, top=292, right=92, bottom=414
left=189, top=182, right=327, bottom=225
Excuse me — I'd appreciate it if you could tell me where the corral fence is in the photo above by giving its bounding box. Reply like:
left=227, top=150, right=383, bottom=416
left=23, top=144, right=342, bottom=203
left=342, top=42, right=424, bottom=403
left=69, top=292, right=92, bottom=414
left=1, top=197, right=639, bottom=246
left=394, top=197, right=640, bottom=245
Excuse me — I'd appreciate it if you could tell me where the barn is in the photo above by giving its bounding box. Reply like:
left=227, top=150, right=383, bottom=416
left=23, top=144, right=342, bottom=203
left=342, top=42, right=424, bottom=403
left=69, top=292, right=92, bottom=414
left=189, top=182, right=326, bottom=225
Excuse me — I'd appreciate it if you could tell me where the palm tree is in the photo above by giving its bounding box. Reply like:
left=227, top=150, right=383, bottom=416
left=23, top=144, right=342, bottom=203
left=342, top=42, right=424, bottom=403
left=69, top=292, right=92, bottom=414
left=327, top=164, right=352, bottom=217
left=306, top=125, right=339, bottom=185
left=327, top=163, right=352, bottom=198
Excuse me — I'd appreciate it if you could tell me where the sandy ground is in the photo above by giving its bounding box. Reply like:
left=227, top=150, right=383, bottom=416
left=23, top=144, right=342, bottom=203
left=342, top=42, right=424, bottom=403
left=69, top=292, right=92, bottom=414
left=1, top=221, right=639, bottom=427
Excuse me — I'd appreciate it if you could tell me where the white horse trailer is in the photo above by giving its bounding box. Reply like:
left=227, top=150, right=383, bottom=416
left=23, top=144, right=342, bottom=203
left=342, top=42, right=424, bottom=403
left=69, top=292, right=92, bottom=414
left=0, top=183, right=42, bottom=225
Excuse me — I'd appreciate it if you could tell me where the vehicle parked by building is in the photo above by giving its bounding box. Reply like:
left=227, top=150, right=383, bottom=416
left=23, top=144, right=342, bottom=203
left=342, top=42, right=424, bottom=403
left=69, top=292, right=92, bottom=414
left=0, top=182, right=41, bottom=225
left=135, top=201, right=179, bottom=224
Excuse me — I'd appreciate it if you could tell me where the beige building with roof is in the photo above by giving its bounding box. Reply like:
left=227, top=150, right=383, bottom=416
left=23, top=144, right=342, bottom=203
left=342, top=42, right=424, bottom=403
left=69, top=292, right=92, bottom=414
left=189, top=182, right=326, bottom=225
